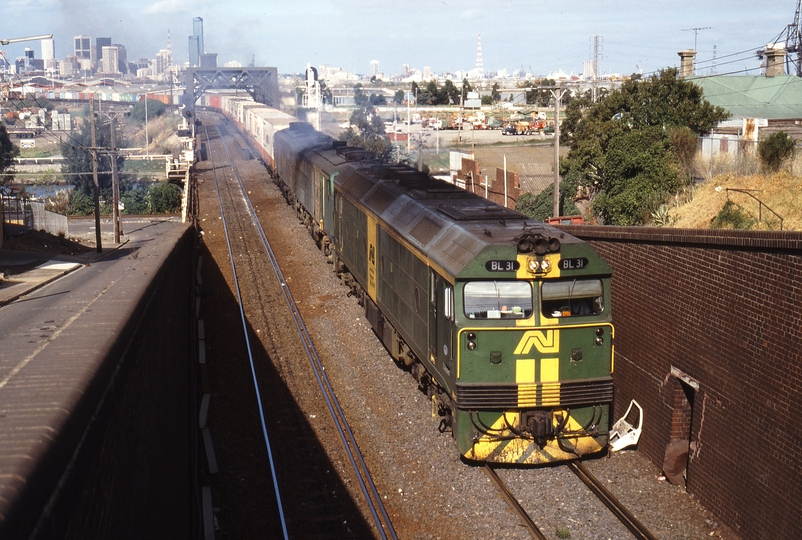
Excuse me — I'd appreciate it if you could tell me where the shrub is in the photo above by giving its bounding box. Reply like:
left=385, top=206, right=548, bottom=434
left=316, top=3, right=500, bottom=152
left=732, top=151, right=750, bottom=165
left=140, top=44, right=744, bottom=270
left=710, top=200, right=756, bottom=229
left=67, top=190, right=94, bottom=216
left=147, top=182, right=182, bottom=214
left=758, top=131, right=796, bottom=172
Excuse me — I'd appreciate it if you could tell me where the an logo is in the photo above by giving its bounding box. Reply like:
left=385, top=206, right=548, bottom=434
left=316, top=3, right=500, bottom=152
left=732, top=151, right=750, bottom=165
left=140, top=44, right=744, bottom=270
left=513, top=330, right=560, bottom=355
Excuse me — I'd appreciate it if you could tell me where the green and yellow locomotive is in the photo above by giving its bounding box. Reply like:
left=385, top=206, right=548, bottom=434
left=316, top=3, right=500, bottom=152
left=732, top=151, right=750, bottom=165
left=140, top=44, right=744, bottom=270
left=273, top=122, right=613, bottom=465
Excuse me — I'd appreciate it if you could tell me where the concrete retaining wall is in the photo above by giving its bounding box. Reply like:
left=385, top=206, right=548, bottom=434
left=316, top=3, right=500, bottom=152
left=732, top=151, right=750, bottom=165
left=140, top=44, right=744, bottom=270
left=8, top=226, right=197, bottom=540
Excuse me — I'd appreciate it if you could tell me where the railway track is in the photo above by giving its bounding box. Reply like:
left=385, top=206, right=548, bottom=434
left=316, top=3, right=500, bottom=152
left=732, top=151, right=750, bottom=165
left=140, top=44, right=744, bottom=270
left=202, top=118, right=397, bottom=539
left=483, top=465, right=548, bottom=540
left=567, top=461, right=656, bottom=540
left=486, top=461, right=657, bottom=540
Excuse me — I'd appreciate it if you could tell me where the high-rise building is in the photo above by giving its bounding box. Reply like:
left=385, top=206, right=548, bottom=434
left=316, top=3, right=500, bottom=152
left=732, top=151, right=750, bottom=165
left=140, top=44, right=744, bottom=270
left=41, top=39, right=55, bottom=61
left=188, top=36, right=200, bottom=67
left=101, top=46, right=120, bottom=74
left=200, top=52, right=217, bottom=68
left=114, top=44, right=128, bottom=74
left=189, top=17, right=204, bottom=66
left=370, top=60, right=379, bottom=77
left=42, top=38, right=57, bottom=73
left=74, top=35, right=91, bottom=59
left=193, top=17, right=204, bottom=54
left=96, top=37, right=111, bottom=63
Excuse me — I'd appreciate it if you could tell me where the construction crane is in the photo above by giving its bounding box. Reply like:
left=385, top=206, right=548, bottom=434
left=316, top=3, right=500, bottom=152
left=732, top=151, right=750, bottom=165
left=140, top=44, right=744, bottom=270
left=788, top=0, right=802, bottom=75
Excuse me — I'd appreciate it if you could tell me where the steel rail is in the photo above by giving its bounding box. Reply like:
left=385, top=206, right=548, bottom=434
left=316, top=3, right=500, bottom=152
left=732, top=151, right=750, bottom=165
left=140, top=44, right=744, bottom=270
left=568, top=461, right=657, bottom=540
left=203, top=124, right=290, bottom=540
left=483, top=465, right=547, bottom=540
left=210, top=115, right=398, bottom=540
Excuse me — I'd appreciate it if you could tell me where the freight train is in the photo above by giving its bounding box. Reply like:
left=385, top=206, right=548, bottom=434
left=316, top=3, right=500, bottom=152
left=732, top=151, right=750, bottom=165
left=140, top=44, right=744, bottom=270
left=204, top=94, right=615, bottom=465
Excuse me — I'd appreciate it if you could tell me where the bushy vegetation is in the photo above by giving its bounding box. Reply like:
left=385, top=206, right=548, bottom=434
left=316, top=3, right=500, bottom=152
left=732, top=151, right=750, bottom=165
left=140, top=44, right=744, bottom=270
left=524, top=68, right=730, bottom=225
left=758, top=131, right=796, bottom=173
left=66, top=180, right=181, bottom=216
left=130, top=99, right=166, bottom=123
left=710, top=200, right=757, bottom=229
left=0, top=123, right=20, bottom=184
left=339, top=104, right=392, bottom=159
left=516, top=171, right=581, bottom=221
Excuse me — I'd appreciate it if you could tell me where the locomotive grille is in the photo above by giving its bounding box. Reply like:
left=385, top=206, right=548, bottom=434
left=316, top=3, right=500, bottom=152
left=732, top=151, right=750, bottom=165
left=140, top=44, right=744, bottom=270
left=454, top=378, right=614, bottom=409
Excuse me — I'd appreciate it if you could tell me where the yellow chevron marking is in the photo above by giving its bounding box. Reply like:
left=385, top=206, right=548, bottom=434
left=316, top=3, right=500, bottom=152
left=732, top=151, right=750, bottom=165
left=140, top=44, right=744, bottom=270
left=469, top=412, right=523, bottom=462
left=466, top=409, right=605, bottom=464
left=513, top=329, right=560, bottom=355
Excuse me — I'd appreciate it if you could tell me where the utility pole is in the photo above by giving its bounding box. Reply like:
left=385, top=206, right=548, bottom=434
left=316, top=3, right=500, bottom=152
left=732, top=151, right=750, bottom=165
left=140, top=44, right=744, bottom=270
left=110, top=116, right=122, bottom=243
left=90, top=95, right=102, bottom=252
left=550, top=88, right=567, bottom=219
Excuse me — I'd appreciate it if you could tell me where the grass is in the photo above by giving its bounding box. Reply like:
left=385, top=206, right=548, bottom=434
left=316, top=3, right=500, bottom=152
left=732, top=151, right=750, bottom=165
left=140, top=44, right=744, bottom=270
left=668, top=171, right=802, bottom=231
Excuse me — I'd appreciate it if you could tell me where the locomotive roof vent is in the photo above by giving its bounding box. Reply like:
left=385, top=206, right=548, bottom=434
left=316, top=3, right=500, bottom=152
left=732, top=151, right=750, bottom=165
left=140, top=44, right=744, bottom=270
left=515, top=231, right=561, bottom=255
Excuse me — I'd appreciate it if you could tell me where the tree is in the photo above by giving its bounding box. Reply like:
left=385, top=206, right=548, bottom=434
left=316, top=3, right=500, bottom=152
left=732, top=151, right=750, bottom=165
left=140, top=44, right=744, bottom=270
left=418, top=80, right=439, bottom=105
left=559, top=68, right=729, bottom=225
left=393, top=89, right=405, bottom=105
left=0, top=124, right=20, bottom=185
left=319, top=80, right=333, bottom=104
left=758, top=131, right=796, bottom=172
left=61, top=119, right=111, bottom=196
left=340, top=105, right=391, bottom=160
left=147, top=182, right=182, bottom=213
left=369, top=93, right=387, bottom=106
left=490, top=82, right=501, bottom=103
left=353, top=83, right=369, bottom=106
left=442, top=80, right=460, bottom=105
left=461, top=78, right=473, bottom=101
left=130, top=99, right=165, bottom=123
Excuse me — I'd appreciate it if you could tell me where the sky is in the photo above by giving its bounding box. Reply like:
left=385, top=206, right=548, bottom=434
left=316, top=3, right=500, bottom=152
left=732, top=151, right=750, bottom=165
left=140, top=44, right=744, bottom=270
left=0, top=0, right=795, bottom=78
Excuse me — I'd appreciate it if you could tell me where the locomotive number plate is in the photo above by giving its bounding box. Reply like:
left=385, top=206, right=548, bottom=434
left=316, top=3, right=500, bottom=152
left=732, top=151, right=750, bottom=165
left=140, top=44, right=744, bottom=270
left=486, top=260, right=520, bottom=272
left=559, top=257, right=589, bottom=270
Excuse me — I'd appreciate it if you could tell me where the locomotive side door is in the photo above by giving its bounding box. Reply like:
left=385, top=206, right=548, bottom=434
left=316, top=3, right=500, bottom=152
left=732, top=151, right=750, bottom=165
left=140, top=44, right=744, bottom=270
left=429, top=271, right=454, bottom=374
left=322, top=171, right=337, bottom=240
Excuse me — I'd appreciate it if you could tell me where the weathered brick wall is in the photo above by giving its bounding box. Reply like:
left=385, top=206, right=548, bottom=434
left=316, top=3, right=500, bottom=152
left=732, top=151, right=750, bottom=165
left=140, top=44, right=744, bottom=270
left=560, top=225, right=802, bottom=540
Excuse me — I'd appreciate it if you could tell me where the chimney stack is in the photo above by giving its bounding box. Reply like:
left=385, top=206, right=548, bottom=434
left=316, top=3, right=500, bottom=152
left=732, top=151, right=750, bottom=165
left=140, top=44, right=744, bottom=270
left=677, top=49, right=696, bottom=78
left=765, top=43, right=786, bottom=77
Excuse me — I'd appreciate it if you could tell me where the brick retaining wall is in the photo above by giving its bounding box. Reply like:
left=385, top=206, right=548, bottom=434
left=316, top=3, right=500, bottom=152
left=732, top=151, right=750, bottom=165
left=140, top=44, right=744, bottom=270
left=560, top=225, right=802, bottom=540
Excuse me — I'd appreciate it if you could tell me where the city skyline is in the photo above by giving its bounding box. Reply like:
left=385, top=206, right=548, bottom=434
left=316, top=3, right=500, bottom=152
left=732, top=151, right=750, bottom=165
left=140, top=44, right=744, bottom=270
left=0, top=0, right=794, bottom=78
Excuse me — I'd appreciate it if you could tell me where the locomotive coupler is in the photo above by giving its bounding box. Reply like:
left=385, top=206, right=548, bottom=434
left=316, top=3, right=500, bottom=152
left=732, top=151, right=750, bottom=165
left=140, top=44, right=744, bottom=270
left=524, top=411, right=554, bottom=447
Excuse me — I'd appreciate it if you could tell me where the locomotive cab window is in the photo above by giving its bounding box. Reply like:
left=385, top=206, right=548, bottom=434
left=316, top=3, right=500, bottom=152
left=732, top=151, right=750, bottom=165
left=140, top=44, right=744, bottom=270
left=464, top=281, right=532, bottom=319
left=541, top=279, right=604, bottom=318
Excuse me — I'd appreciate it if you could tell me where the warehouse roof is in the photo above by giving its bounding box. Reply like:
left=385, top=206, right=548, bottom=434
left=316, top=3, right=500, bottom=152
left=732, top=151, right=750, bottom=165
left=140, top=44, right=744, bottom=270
left=690, top=74, right=802, bottom=119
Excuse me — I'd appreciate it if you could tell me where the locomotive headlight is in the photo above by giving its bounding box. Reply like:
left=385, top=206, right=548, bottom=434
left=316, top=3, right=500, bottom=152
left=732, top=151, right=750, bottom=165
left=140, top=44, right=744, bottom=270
left=466, top=332, right=477, bottom=350
left=527, top=257, right=552, bottom=274
left=595, top=336, right=604, bottom=346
